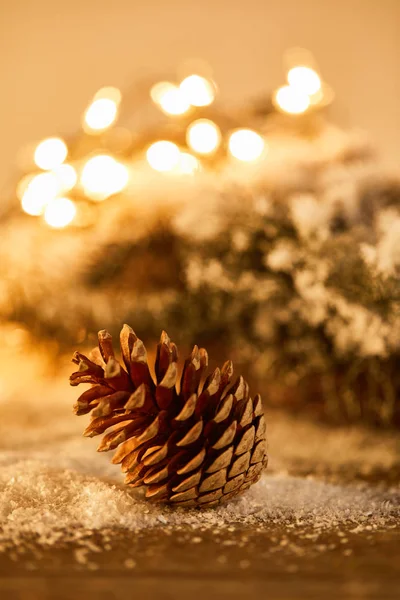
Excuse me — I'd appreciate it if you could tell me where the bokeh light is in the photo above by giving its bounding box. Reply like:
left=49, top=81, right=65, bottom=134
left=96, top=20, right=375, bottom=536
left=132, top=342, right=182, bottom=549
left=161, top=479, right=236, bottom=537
left=274, top=85, right=310, bottom=114
left=308, top=82, right=334, bottom=107
left=21, top=172, right=62, bottom=216
left=84, top=98, right=118, bottom=131
left=34, top=138, right=68, bottom=170
left=150, top=82, right=172, bottom=103
left=175, top=152, right=201, bottom=175
left=16, top=174, right=35, bottom=200
left=44, top=197, right=76, bottom=228
left=186, top=119, right=221, bottom=155
left=94, top=86, right=122, bottom=104
left=180, top=75, right=215, bottom=107
left=81, top=155, right=129, bottom=200
left=52, top=164, right=77, bottom=192
left=146, top=141, right=181, bottom=172
left=287, top=66, right=321, bottom=95
left=228, top=129, right=265, bottom=162
left=150, top=82, right=190, bottom=116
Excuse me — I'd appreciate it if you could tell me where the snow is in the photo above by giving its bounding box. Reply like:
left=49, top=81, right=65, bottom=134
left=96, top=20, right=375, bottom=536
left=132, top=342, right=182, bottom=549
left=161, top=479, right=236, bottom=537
left=0, top=454, right=398, bottom=550
left=0, top=340, right=398, bottom=559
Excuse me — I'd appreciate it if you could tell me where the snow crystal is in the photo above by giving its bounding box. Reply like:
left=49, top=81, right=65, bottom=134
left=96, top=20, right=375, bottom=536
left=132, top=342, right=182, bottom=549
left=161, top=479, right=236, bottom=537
left=375, top=213, right=400, bottom=276
left=0, top=456, right=398, bottom=552
left=290, top=193, right=332, bottom=240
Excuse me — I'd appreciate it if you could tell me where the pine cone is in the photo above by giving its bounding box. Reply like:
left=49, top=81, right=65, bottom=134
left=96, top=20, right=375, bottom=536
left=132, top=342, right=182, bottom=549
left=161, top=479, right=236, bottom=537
left=70, top=325, right=268, bottom=507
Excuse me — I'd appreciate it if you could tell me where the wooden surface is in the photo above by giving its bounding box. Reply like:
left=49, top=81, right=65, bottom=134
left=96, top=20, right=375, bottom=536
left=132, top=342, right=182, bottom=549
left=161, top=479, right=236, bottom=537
left=0, top=524, right=399, bottom=600
left=1, top=351, right=398, bottom=600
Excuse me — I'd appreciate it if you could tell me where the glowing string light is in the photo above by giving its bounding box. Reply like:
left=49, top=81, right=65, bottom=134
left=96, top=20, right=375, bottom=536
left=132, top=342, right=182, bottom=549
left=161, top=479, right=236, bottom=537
left=146, top=141, right=181, bottom=172
left=81, top=155, right=129, bottom=200
left=186, top=119, right=221, bottom=155
left=83, top=86, right=121, bottom=132
left=94, top=86, right=122, bottom=104
left=287, top=66, right=321, bottom=95
left=52, top=164, right=77, bottom=192
left=274, top=85, right=310, bottom=114
left=150, top=82, right=172, bottom=103
left=17, top=174, right=35, bottom=200
left=228, top=129, right=265, bottom=162
left=44, top=197, right=76, bottom=228
left=175, top=152, right=201, bottom=174
left=21, top=172, right=62, bottom=216
left=34, top=138, right=68, bottom=170
left=180, top=75, right=215, bottom=107
left=150, top=81, right=190, bottom=116
left=84, top=97, right=119, bottom=132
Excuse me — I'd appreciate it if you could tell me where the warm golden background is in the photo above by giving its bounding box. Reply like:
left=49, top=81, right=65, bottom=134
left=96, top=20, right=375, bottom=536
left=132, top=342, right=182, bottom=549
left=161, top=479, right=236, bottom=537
left=1, top=0, right=400, bottom=197
left=0, top=2, right=399, bottom=592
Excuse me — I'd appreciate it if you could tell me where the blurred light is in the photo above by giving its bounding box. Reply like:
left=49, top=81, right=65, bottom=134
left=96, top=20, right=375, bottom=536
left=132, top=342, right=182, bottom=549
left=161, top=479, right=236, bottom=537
left=52, top=163, right=77, bottom=192
left=186, top=119, right=221, bottom=155
left=34, top=138, right=68, bottom=170
left=158, top=86, right=191, bottom=115
left=21, top=172, right=62, bottom=216
left=16, top=174, right=35, bottom=200
left=146, top=141, right=181, bottom=172
left=274, top=85, right=310, bottom=114
left=83, top=87, right=121, bottom=133
left=150, top=82, right=172, bottom=103
left=175, top=152, right=201, bottom=175
left=84, top=98, right=118, bottom=131
left=44, top=197, right=76, bottom=228
left=287, top=66, right=321, bottom=95
left=94, top=86, right=122, bottom=104
left=228, top=129, right=265, bottom=162
left=180, top=75, right=215, bottom=107
left=308, top=88, right=324, bottom=106
left=150, top=82, right=190, bottom=115
left=309, top=82, right=335, bottom=107
left=81, top=155, right=129, bottom=200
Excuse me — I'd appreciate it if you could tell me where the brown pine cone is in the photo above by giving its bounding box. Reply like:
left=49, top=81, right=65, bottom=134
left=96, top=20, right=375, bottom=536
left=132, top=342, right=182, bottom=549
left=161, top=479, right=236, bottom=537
left=70, top=325, right=268, bottom=507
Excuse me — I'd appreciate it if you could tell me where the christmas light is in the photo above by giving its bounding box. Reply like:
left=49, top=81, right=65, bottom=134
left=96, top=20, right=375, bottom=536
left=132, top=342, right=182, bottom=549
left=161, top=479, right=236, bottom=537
left=228, top=129, right=265, bottom=162
left=150, top=82, right=190, bottom=116
left=84, top=98, right=118, bottom=131
left=308, top=82, right=334, bottom=107
left=274, top=85, right=310, bottom=114
left=81, top=155, right=129, bottom=200
left=52, top=164, right=77, bottom=192
left=16, top=55, right=334, bottom=231
left=146, top=141, right=181, bottom=172
left=44, top=197, right=76, bottom=228
left=34, top=138, right=68, bottom=170
left=83, top=87, right=121, bottom=132
left=186, top=119, right=221, bottom=155
left=16, top=174, right=35, bottom=200
left=287, top=66, right=321, bottom=96
left=175, top=152, right=200, bottom=174
left=180, top=75, right=215, bottom=107
left=21, top=172, right=62, bottom=216
left=150, top=82, right=172, bottom=103
left=94, top=86, right=122, bottom=104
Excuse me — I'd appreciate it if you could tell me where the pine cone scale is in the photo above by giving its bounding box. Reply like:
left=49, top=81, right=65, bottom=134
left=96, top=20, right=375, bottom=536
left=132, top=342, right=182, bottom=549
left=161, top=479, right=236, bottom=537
left=70, top=326, right=268, bottom=506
